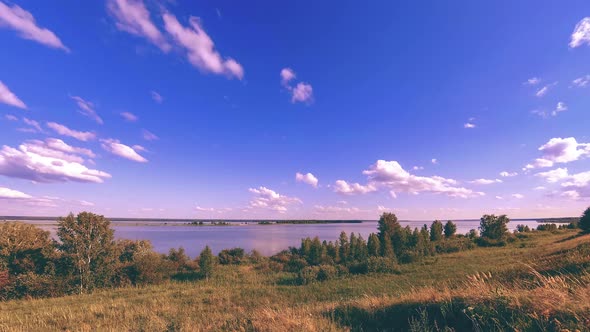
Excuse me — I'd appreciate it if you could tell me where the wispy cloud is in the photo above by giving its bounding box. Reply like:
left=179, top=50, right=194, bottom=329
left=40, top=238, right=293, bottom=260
left=71, top=96, right=103, bottom=124
left=106, top=0, right=171, bottom=52
left=21, top=117, right=43, bottom=133
left=142, top=129, right=158, bottom=141
left=4, top=114, right=18, bottom=121
left=295, top=172, right=318, bottom=187
left=120, top=111, right=138, bottom=122
left=0, top=139, right=109, bottom=183
left=162, top=12, right=244, bottom=79
left=572, top=75, right=590, bottom=87
left=531, top=102, right=568, bottom=119
left=0, top=81, right=26, bottom=109
left=46, top=122, right=96, bottom=141
left=523, top=77, right=540, bottom=86
left=570, top=17, right=590, bottom=48
left=150, top=90, right=163, bottom=103
left=0, top=1, right=69, bottom=52
left=499, top=171, right=517, bottom=177
left=535, top=82, right=557, bottom=97
left=469, top=178, right=502, bottom=185
left=101, top=138, right=148, bottom=163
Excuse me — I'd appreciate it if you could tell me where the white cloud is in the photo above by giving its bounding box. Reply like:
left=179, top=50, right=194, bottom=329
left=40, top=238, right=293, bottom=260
left=552, top=102, right=567, bottom=116
left=71, top=96, right=103, bottom=124
left=523, top=77, right=540, bottom=86
left=107, top=0, right=170, bottom=52
left=120, top=112, right=138, bottom=122
left=464, top=122, right=476, bottom=129
left=570, top=17, right=590, bottom=48
left=46, top=122, right=96, bottom=141
left=0, top=186, right=31, bottom=199
left=248, top=187, right=301, bottom=213
left=511, top=194, right=524, bottom=199
left=431, top=158, right=438, bottom=165
left=0, top=139, right=109, bottom=183
left=499, top=171, right=517, bottom=177
left=524, top=137, right=590, bottom=169
left=469, top=178, right=502, bottom=185
left=142, top=129, right=159, bottom=141
left=337, top=160, right=484, bottom=199
left=22, top=117, right=42, bottom=133
left=561, top=190, right=580, bottom=199
left=0, top=81, right=26, bottom=109
left=535, top=85, right=550, bottom=97
left=535, top=168, right=569, bottom=183
left=101, top=138, right=148, bottom=163
left=533, top=186, right=546, bottom=190
left=295, top=172, right=318, bottom=187
left=280, top=68, right=296, bottom=86
left=333, top=180, right=377, bottom=195
left=412, top=166, right=424, bottom=171
left=314, top=205, right=364, bottom=214
left=291, top=82, right=314, bottom=104
left=151, top=90, right=163, bottom=103
left=0, top=2, right=69, bottom=52
left=495, top=196, right=504, bottom=200
left=572, top=75, right=590, bottom=87
left=162, top=12, right=244, bottom=79
left=4, top=114, right=18, bottom=121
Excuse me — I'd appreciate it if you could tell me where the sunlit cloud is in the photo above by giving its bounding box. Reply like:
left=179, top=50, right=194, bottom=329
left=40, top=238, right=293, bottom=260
left=572, top=75, right=590, bottom=87
left=120, top=111, right=138, bottom=122
left=524, top=137, right=590, bottom=170
left=469, top=178, right=502, bottom=185
left=46, top=122, right=96, bottom=141
left=500, top=171, right=518, bottom=177
left=248, top=186, right=301, bottom=213
left=280, top=68, right=296, bottom=86
left=0, top=186, right=31, bottom=199
left=101, top=138, right=148, bottom=163
left=295, top=172, right=318, bottom=188
left=151, top=90, right=163, bottom=103
left=523, top=77, right=540, bottom=86
left=570, top=17, right=590, bottom=48
left=142, top=129, right=159, bottom=141
left=0, top=81, right=26, bottom=109
left=71, top=96, right=103, bottom=124
left=0, top=1, right=69, bottom=52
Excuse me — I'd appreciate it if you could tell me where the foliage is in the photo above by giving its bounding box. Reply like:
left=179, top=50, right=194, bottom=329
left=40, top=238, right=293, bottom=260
left=444, top=220, right=457, bottom=238
left=580, top=207, right=590, bottom=232
left=198, top=245, right=216, bottom=280
left=430, top=220, right=443, bottom=241
left=479, top=214, right=509, bottom=240
left=218, top=248, right=245, bottom=265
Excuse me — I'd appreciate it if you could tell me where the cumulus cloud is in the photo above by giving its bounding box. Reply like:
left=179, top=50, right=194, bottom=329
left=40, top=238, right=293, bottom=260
left=295, top=172, right=318, bottom=187
left=142, top=129, right=158, bottom=141
left=248, top=187, right=301, bottom=213
left=71, top=96, right=103, bottom=124
left=523, top=77, right=540, bottom=86
left=500, top=171, right=517, bottom=177
left=101, top=138, right=148, bottom=163
left=0, top=1, right=69, bottom=52
left=107, top=0, right=171, bottom=52
left=535, top=168, right=569, bottom=183
left=464, top=122, right=476, bottom=129
left=46, top=122, right=96, bottom=141
left=572, top=75, right=590, bottom=87
left=280, top=68, right=296, bottom=86
left=0, top=139, right=109, bottom=183
left=524, top=137, right=590, bottom=169
left=0, top=186, right=31, bottom=199
left=162, top=12, right=244, bottom=79
left=333, top=180, right=377, bottom=195
left=291, top=82, right=314, bottom=104
left=560, top=171, right=590, bottom=198
left=120, top=112, right=138, bottom=122
left=335, top=160, right=483, bottom=199
left=570, top=17, right=590, bottom=48
left=431, top=158, right=438, bottom=165
left=0, top=81, right=26, bottom=109
left=151, top=90, right=163, bottom=103
left=469, top=178, right=502, bottom=185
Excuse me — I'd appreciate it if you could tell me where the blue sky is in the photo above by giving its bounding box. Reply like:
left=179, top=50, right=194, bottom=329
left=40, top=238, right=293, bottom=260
left=1, top=0, right=590, bottom=220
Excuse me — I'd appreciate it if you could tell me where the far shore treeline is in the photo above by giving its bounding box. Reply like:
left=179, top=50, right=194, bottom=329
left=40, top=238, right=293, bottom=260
left=0, top=208, right=588, bottom=300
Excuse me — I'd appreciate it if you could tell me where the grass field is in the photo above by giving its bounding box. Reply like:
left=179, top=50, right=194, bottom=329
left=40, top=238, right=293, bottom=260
left=1, top=230, right=589, bottom=331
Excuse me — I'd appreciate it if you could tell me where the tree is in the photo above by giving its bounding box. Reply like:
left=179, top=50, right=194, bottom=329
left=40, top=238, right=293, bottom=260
left=0, top=222, right=54, bottom=276
left=430, top=220, right=444, bottom=241
left=381, top=234, right=395, bottom=260
left=377, top=212, right=400, bottom=240
left=57, top=212, right=117, bottom=293
left=444, top=220, right=457, bottom=238
left=580, top=207, right=590, bottom=232
left=198, top=245, right=215, bottom=280
left=479, top=214, right=509, bottom=240
left=367, top=233, right=381, bottom=256
left=338, top=231, right=350, bottom=263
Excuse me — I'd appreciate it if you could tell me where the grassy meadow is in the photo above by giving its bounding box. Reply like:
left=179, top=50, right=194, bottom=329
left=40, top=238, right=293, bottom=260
left=1, top=229, right=589, bottom=331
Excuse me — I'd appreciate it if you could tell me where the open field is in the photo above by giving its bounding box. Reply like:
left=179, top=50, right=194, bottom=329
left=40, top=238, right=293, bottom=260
left=1, top=229, right=588, bottom=331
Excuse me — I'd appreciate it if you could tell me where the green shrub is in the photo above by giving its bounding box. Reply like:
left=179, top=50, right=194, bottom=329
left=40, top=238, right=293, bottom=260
left=536, top=224, right=558, bottom=232
left=316, top=265, right=338, bottom=281
left=366, top=257, right=399, bottom=273
left=218, top=248, right=245, bottom=265
left=297, top=266, right=319, bottom=285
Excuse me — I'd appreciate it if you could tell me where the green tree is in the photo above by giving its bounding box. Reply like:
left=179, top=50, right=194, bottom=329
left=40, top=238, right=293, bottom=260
left=308, top=237, right=324, bottom=265
left=57, top=212, right=117, bottom=293
left=444, top=220, right=457, bottom=238
left=381, top=234, right=395, bottom=260
left=338, top=231, right=350, bottom=263
left=479, top=214, right=509, bottom=240
left=430, top=220, right=444, bottom=241
left=0, top=222, right=55, bottom=276
left=377, top=212, right=400, bottom=240
left=198, top=245, right=215, bottom=280
left=580, top=207, right=590, bottom=232
left=367, top=233, right=381, bottom=256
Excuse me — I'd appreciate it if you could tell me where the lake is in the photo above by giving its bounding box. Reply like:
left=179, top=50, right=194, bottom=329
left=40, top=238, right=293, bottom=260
left=24, top=218, right=553, bottom=257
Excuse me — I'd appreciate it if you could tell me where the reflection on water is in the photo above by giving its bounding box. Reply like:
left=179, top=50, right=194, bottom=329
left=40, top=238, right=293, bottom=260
left=22, top=219, right=550, bottom=257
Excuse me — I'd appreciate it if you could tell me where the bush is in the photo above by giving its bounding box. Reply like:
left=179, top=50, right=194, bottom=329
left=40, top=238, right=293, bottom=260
left=476, top=237, right=507, bottom=247
left=579, top=207, right=590, bottom=232
left=367, top=257, right=399, bottom=273
left=218, top=248, right=245, bottom=265
left=516, top=224, right=531, bottom=233
left=536, top=224, right=558, bottom=232
left=435, top=237, right=475, bottom=253
left=479, top=214, right=509, bottom=240
left=316, top=265, right=338, bottom=281
left=285, top=257, right=308, bottom=273
left=297, top=266, right=319, bottom=285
